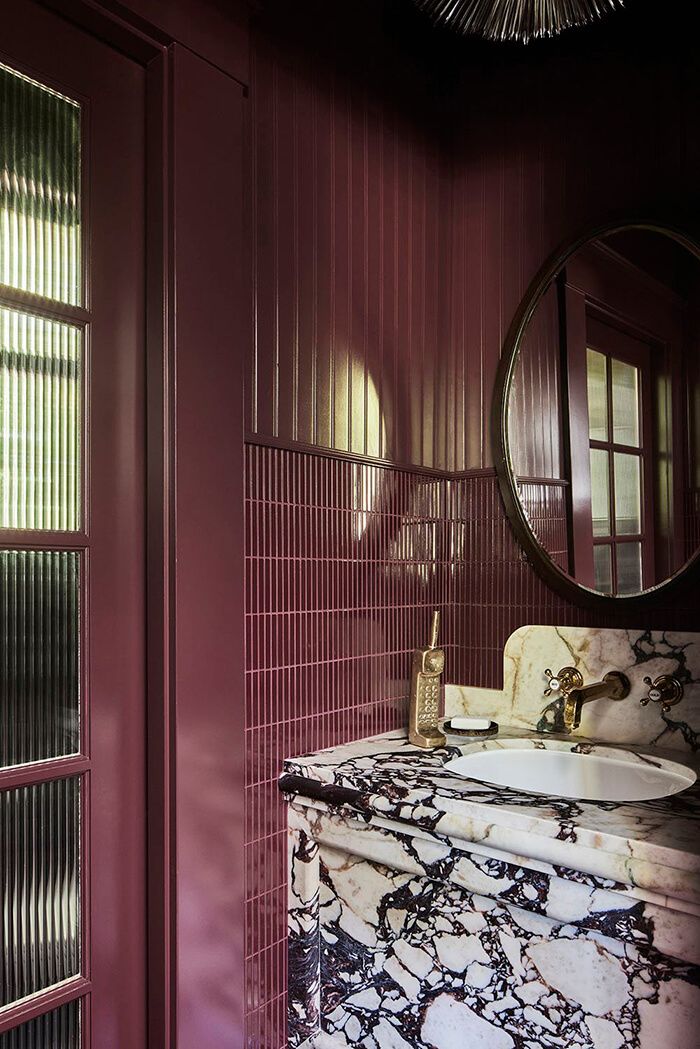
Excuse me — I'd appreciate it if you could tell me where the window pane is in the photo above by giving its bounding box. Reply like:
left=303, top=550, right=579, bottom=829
left=0, top=307, right=81, bottom=530
left=593, top=545, right=613, bottom=593
left=0, top=777, right=80, bottom=1006
left=612, top=358, right=640, bottom=447
left=590, top=448, right=611, bottom=536
left=614, top=452, right=642, bottom=535
left=0, top=550, right=79, bottom=768
left=0, top=62, right=81, bottom=305
left=616, top=542, right=643, bottom=595
left=587, top=349, right=608, bottom=441
left=0, top=1000, right=80, bottom=1049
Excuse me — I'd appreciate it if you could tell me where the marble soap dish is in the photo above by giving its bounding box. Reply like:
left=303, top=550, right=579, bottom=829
left=442, top=717, right=498, bottom=739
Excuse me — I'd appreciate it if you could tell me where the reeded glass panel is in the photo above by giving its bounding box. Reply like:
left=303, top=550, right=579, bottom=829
left=0, top=550, right=79, bottom=768
left=0, top=62, right=81, bottom=305
left=0, top=777, right=80, bottom=1006
left=593, top=544, right=613, bottom=593
left=0, top=999, right=80, bottom=1049
left=613, top=452, right=642, bottom=535
left=617, top=542, right=643, bottom=595
left=587, top=349, right=608, bottom=441
left=0, top=307, right=81, bottom=530
left=590, top=448, right=611, bottom=536
left=612, top=358, right=640, bottom=447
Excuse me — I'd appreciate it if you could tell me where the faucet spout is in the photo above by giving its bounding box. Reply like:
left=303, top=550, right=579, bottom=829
left=564, top=671, right=630, bottom=731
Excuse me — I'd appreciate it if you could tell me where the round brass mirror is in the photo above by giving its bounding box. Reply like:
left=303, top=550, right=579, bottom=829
left=493, top=221, right=700, bottom=606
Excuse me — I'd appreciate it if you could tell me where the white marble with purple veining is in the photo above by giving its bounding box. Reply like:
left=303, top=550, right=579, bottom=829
left=284, top=729, right=700, bottom=899
left=446, top=626, right=700, bottom=751
left=283, top=726, right=700, bottom=1049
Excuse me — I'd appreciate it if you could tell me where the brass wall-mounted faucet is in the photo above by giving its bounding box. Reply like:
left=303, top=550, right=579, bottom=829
left=409, top=611, right=446, bottom=748
left=544, top=666, right=631, bottom=732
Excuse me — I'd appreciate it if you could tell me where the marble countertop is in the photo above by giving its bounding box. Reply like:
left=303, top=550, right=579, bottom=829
left=281, top=728, right=700, bottom=908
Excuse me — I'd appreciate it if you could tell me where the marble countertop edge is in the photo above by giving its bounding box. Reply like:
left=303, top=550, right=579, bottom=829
left=285, top=790, right=700, bottom=919
left=281, top=727, right=700, bottom=905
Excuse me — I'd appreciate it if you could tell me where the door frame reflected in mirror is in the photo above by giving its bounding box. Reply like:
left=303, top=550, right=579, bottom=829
left=492, top=218, right=700, bottom=608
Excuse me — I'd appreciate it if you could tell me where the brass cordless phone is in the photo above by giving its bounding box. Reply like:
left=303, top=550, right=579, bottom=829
left=409, top=611, right=446, bottom=748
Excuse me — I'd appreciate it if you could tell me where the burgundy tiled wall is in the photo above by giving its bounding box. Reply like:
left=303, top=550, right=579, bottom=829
left=244, top=442, right=452, bottom=1047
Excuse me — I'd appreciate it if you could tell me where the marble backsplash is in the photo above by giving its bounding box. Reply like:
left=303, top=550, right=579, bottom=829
left=446, top=626, right=699, bottom=752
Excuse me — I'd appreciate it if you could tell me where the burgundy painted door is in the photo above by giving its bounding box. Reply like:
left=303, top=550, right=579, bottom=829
left=0, top=2, right=146, bottom=1046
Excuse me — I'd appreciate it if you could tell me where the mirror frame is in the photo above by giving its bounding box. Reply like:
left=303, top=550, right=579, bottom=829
left=492, top=218, right=700, bottom=609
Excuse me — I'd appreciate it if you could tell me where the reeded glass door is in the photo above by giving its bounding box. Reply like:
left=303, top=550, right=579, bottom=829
left=0, top=4, right=146, bottom=1047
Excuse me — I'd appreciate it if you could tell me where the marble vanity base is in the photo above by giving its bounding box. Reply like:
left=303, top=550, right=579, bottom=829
left=288, top=800, right=700, bottom=1049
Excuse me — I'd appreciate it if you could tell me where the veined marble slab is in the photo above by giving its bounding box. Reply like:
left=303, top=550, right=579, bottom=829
left=446, top=626, right=700, bottom=752
left=281, top=730, right=700, bottom=905
left=286, top=800, right=700, bottom=1049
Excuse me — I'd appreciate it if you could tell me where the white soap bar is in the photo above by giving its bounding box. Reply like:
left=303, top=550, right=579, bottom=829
left=450, top=717, right=492, bottom=731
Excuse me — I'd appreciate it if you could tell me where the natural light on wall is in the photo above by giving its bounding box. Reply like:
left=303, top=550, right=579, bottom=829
left=351, top=356, right=387, bottom=540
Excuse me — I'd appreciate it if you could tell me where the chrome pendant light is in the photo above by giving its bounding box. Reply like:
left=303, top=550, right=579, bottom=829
left=412, top=0, right=625, bottom=43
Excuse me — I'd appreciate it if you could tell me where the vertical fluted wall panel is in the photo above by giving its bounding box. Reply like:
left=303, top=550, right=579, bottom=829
left=248, top=34, right=448, bottom=469
left=0, top=777, right=80, bottom=1006
left=0, top=550, right=80, bottom=768
left=508, top=283, right=564, bottom=481
left=516, top=481, right=569, bottom=571
left=0, top=1000, right=80, bottom=1049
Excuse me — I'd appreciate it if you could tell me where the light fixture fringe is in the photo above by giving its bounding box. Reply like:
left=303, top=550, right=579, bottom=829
left=413, top=0, right=625, bottom=43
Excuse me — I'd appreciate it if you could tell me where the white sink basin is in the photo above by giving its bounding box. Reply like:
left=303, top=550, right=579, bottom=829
left=443, top=739, right=696, bottom=802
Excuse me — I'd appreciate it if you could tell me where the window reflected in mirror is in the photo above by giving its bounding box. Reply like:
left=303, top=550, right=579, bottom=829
left=506, top=226, right=700, bottom=597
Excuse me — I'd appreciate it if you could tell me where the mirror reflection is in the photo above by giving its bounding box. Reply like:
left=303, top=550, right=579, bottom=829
left=507, top=227, right=700, bottom=596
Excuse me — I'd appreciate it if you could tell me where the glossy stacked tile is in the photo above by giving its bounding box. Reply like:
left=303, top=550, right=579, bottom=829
left=244, top=443, right=451, bottom=1047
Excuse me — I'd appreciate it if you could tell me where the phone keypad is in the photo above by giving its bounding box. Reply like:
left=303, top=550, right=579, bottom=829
left=418, top=676, right=441, bottom=727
